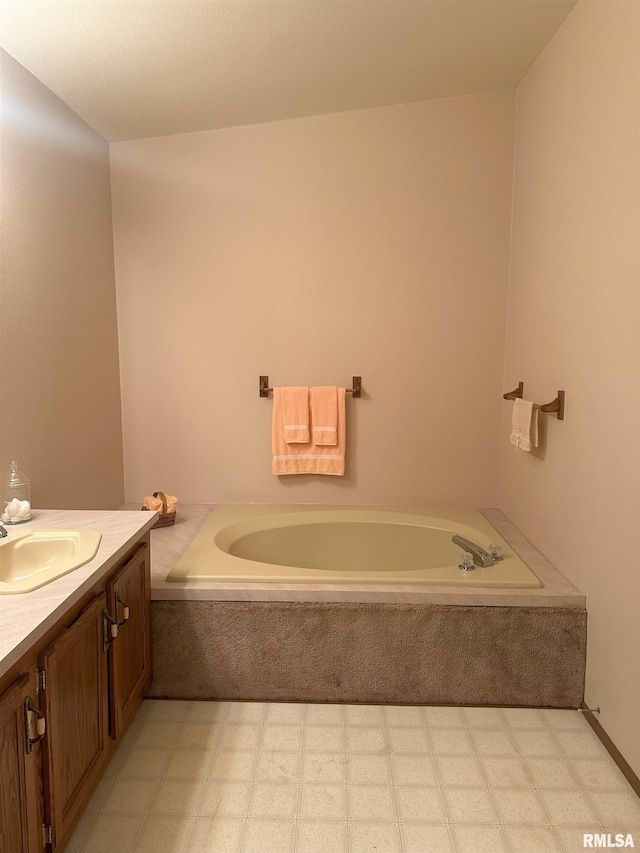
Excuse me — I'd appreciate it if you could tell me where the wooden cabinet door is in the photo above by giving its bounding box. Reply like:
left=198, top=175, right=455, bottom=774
left=39, top=593, right=109, bottom=851
left=107, top=541, right=151, bottom=740
left=0, top=674, right=40, bottom=853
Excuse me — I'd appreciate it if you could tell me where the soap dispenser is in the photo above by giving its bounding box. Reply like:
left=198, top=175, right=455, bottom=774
left=2, top=461, right=32, bottom=523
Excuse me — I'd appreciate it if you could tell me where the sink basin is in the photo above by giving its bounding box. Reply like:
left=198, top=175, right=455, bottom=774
left=0, top=530, right=102, bottom=594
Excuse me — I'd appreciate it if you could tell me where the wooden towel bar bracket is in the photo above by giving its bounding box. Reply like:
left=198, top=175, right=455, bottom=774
left=503, top=381, right=565, bottom=420
left=260, top=376, right=362, bottom=398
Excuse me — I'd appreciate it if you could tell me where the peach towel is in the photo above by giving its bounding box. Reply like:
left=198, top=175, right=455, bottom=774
left=279, top=386, right=310, bottom=443
left=272, top=387, right=346, bottom=475
left=310, top=386, right=338, bottom=445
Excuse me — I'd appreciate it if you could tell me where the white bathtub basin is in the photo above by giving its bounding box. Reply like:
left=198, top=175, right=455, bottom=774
left=0, top=530, right=102, bottom=594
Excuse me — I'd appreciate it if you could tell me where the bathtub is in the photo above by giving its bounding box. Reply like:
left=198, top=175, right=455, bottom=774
left=167, top=506, right=542, bottom=589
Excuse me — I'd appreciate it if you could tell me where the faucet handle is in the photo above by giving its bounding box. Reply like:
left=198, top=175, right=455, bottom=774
left=489, top=544, right=503, bottom=561
left=459, top=552, right=475, bottom=571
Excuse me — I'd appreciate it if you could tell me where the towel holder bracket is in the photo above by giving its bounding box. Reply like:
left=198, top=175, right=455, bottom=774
left=503, top=382, right=565, bottom=420
left=259, top=376, right=362, bottom=398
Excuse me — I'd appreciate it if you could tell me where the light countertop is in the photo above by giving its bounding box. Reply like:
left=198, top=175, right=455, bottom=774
left=0, top=509, right=157, bottom=679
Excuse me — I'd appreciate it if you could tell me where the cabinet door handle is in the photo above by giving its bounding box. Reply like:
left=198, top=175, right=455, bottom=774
left=103, top=608, right=118, bottom=650
left=24, top=697, right=46, bottom=753
left=116, top=594, right=130, bottom=626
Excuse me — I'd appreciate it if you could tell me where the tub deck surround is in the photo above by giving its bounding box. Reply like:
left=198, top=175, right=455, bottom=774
left=0, top=509, right=157, bottom=679
left=144, top=504, right=584, bottom=608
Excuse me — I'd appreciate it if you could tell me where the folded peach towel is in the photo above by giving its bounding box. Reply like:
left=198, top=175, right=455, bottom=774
left=510, top=399, right=539, bottom=452
left=279, top=386, right=310, bottom=443
left=142, top=493, right=177, bottom=514
left=272, top=387, right=346, bottom=475
left=310, top=386, right=338, bottom=445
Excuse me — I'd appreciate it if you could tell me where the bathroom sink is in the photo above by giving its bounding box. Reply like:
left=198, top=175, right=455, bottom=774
left=0, top=530, right=102, bottom=594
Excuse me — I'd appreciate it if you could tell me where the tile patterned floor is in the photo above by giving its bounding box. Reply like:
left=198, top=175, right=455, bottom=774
left=66, top=701, right=640, bottom=853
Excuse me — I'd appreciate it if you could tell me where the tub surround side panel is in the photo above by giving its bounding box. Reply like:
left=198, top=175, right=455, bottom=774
left=0, top=50, right=124, bottom=509
left=149, top=600, right=586, bottom=708
left=500, top=1, right=640, bottom=775
left=111, top=90, right=515, bottom=507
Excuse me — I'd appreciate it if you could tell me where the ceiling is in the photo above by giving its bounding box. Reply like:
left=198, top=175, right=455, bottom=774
left=0, top=0, right=577, bottom=142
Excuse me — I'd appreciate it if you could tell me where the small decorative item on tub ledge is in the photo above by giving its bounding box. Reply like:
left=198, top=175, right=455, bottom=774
left=141, top=491, right=177, bottom=528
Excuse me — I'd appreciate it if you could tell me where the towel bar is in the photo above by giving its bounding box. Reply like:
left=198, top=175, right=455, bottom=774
left=260, top=376, right=362, bottom=398
left=503, top=382, right=565, bottom=420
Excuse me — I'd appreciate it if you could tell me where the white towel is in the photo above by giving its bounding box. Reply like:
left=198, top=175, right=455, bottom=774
left=510, top=398, right=539, bottom=452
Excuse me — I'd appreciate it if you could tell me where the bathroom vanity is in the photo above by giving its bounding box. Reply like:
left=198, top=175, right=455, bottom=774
left=0, top=510, right=156, bottom=853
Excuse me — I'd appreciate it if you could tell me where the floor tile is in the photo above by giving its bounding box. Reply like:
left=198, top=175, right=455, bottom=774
left=225, top=703, right=266, bottom=725
left=462, top=708, right=505, bottom=729
left=187, top=817, right=244, bottom=853
left=254, top=750, right=300, bottom=782
left=82, top=814, right=145, bottom=853
left=401, top=823, right=455, bottom=853
left=540, top=710, right=588, bottom=731
left=471, top=729, right=517, bottom=757
left=103, top=743, right=130, bottom=778
left=513, top=729, right=561, bottom=757
left=391, top=754, right=437, bottom=785
left=344, top=705, right=384, bottom=727
left=218, top=724, right=262, bottom=751
left=101, top=778, right=159, bottom=815
left=554, top=826, right=610, bottom=853
left=395, top=785, right=446, bottom=821
left=134, top=816, right=195, bottom=852
left=303, top=752, right=348, bottom=783
left=387, top=726, right=430, bottom=754
left=63, top=812, right=95, bottom=853
left=422, top=706, right=465, bottom=728
left=430, top=728, right=475, bottom=756
left=555, top=730, right=609, bottom=758
left=452, top=823, right=509, bottom=853
left=436, top=756, right=485, bottom=787
left=589, top=790, right=640, bottom=825
left=348, top=821, right=401, bottom=853
left=176, top=723, right=222, bottom=751
left=501, top=708, right=547, bottom=730
left=164, top=750, right=214, bottom=781
left=570, top=758, right=628, bottom=790
left=150, top=780, right=206, bottom=816
left=444, top=788, right=497, bottom=824
left=540, top=789, right=599, bottom=825
left=491, top=788, right=547, bottom=824
left=526, top=757, right=579, bottom=789
left=346, top=753, right=392, bottom=784
left=209, top=749, right=257, bottom=781
left=265, top=703, right=304, bottom=724
left=503, top=825, right=563, bottom=852
left=304, top=725, right=345, bottom=753
left=185, top=702, right=228, bottom=724
left=199, top=781, right=252, bottom=817
left=84, top=774, right=115, bottom=813
left=134, top=721, right=183, bottom=749
left=119, top=748, right=171, bottom=780
left=242, top=818, right=294, bottom=852
left=146, top=701, right=192, bottom=723
left=305, top=704, right=345, bottom=726
left=296, top=820, right=347, bottom=853
left=347, top=784, right=396, bottom=821
left=262, top=724, right=302, bottom=751
left=346, top=726, right=387, bottom=753
left=383, top=705, right=424, bottom=727
left=479, top=757, right=532, bottom=788
left=250, top=781, right=298, bottom=818
left=299, top=783, right=347, bottom=819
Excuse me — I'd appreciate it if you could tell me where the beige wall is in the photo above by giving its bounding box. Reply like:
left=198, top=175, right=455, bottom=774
left=111, top=90, right=515, bottom=505
left=0, top=50, right=124, bottom=509
left=500, top=1, right=640, bottom=774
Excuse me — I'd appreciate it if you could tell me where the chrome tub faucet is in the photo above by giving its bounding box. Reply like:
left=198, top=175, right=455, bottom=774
left=452, top=535, right=503, bottom=569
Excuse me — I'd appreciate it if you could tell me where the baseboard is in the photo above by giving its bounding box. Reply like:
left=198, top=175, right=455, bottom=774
left=581, top=703, right=640, bottom=797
